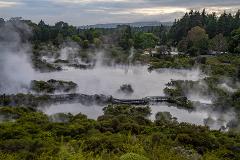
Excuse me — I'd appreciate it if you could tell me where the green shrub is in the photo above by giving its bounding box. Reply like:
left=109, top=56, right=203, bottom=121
left=120, top=153, right=149, bottom=160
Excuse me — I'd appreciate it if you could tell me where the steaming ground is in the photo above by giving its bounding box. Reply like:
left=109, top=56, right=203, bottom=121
left=1, top=51, right=235, bottom=130
left=35, top=65, right=204, bottom=99
left=42, top=103, right=104, bottom=120
left=0, top=21, right=236, bottom=130
left=34, top=65, right=235, bottom=130
left=1, top=54, right=236, bottom=130
left=0, top=46, right=235, bottom=130
left=151, top=104, right=236, bottom=130
left=40, top=102, right=236, bottom=130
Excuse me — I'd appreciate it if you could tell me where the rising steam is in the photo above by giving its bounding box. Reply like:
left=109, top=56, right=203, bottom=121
left=0, top=20, right=35, bottom=94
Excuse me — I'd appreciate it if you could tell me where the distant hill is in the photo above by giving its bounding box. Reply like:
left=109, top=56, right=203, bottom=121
left=79, top=21, right=173, bottom=29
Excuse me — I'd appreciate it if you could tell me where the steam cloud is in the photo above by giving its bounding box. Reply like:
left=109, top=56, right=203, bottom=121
left=0, top=20, right=35, bottom=94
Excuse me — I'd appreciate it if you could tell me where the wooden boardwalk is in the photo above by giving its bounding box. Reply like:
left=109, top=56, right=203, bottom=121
left=0, top=93, right=173, bottom=106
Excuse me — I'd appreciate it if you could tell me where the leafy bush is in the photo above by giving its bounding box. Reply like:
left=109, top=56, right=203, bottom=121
left=120, top=153, right=149, bottom=160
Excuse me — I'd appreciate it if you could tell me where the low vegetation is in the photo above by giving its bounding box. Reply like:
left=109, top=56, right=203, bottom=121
left=148, top=55, right=195, bottom=70
left=0, top=105, right=240, bottom=160
left=30, top=79, right=77, bottom=93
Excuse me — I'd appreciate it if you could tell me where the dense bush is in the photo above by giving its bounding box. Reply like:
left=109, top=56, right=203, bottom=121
left=31, top=79, right=77, bottom=93
left=0, top=105, right=239, bottom=159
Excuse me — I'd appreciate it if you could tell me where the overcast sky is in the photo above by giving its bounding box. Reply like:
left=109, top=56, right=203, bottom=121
left=0, top=0, right=239, bottom=26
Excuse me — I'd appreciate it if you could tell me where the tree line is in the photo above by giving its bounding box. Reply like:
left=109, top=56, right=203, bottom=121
left=0, top=10, right=240, bottom=55
left=170, top=10, right=240, bottom=55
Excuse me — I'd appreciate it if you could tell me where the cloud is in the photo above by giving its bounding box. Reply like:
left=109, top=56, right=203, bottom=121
left=197, top=6, right=240, bottom=15
left=59, top=0, right=129, bottom=2
left=53, top=0, right=131, bottom=5
left=0, top=0, right=239, bottom=25
left=112, top=7, right=189, bottom=16
left=0, top=1, right=21, bottom=8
